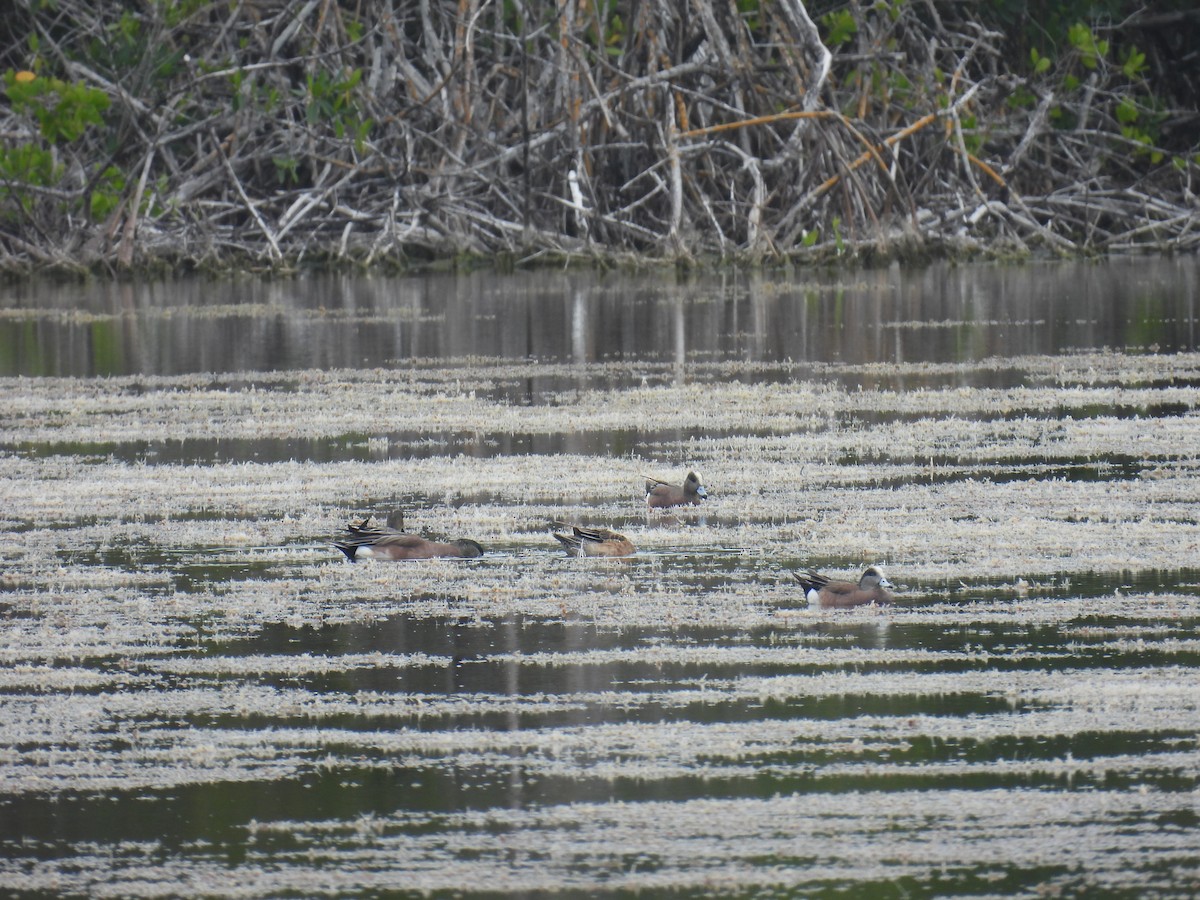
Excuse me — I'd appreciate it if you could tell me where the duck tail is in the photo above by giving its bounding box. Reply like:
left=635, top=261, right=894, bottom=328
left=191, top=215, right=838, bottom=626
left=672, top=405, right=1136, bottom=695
left=791, top=569, right=825, bottom=593
left=332, top=541, right=358, bottom=562
left=552, top=532, right=581, bottom=553
left=345, top=518, right=377, bottom=537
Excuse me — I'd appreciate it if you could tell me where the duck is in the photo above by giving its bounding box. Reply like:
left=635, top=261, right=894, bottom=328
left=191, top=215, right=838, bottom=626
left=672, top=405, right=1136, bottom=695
left=334, top=514, right=483, bottom=561
left=551, top=523, right=636, bottom=558
left=792, top=566, right=894, bottom=608
left=645, top=471, right=707, bottom=509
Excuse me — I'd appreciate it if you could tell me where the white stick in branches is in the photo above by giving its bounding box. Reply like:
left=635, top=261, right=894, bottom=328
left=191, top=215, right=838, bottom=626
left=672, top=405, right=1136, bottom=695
left=117, top=147, right=157, bottom=268
left=775, top=0, right=832, bottom=111
left=667, top=122, right=683, bottom=248
left=1005, top=88, right=1056, bottom=175
left=567, top=170, right=589, bottom=237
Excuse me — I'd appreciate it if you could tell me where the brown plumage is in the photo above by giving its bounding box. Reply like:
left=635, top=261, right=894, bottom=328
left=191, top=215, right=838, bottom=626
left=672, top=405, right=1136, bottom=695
left=645, top=471, right=707, bottom=509
left=334, top=514, right=483, bottom=561
left=792, top=566, right=894, bottom=608
left=551, top=523, right=635, bottom=558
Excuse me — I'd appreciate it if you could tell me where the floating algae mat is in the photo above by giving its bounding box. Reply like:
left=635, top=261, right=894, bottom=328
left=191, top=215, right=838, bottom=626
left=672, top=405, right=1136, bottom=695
left=2, top=262, right=1200, bottom=896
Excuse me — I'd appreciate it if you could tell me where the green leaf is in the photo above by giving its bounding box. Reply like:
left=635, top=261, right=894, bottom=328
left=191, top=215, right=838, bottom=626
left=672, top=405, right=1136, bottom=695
left=89, top=165, right=125, bottom=221
left=1115, top=97, right=1138, bottom=125
left=0, top=142, right=57, bottom=187
left=5, top=72, right=109, bottom=144
left=273, top=156, right=299, bottom=185
left=1122, top=48, right=1147, bottom=79
left=1068, top=22, right=1106, bottom=70
left=821, top=10, right=857, bottom=47
left=1007, top=87, right=1036, bottom=110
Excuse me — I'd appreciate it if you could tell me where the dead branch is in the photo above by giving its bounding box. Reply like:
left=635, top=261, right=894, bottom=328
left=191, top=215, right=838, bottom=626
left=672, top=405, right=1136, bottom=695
left=0, top=0, right=1196, bottom=271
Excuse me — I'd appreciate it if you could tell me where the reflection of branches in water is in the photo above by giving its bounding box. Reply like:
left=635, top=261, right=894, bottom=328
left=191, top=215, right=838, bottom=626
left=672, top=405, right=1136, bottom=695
left=3, top=260, right=1197, bottom=376
left=0, top=2, right=1195, bottom=270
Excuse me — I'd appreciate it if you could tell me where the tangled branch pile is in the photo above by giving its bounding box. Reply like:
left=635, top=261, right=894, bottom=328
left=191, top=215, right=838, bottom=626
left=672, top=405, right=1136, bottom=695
left=1, top=0, right=1198, bottom=273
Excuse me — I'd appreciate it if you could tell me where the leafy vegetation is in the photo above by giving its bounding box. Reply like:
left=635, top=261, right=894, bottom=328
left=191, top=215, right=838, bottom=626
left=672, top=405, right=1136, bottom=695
left=0, top=0, right=1197, bottom=272
left=0, top=68, right=114, bottom=225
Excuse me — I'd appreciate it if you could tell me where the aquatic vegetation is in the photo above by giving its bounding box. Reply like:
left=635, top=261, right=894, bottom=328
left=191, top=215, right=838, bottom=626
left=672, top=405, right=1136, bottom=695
left=1, top=342, right=1199, bottom=895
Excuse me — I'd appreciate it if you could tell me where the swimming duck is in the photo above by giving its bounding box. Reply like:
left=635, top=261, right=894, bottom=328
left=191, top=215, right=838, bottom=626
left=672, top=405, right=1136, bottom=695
left=334, top=514, right=483, bottom=561
left=792, top=566, right=894, bottom=608
left=551, top=523, right=636, bottom=558
left=645, top=471, right=707, bottom=509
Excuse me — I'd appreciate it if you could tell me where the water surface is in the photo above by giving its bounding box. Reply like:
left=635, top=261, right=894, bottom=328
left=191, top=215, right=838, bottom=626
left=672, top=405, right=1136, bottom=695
left=1, top=259, right=1199, bottom=896
left=2, top=258, right=1196, bottom=378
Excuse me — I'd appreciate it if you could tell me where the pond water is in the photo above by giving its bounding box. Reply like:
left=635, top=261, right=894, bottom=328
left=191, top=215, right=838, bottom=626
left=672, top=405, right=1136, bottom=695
left=2, top=259, right=1200, bottom=896
left=3, top=259, right=1197, bottom=380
